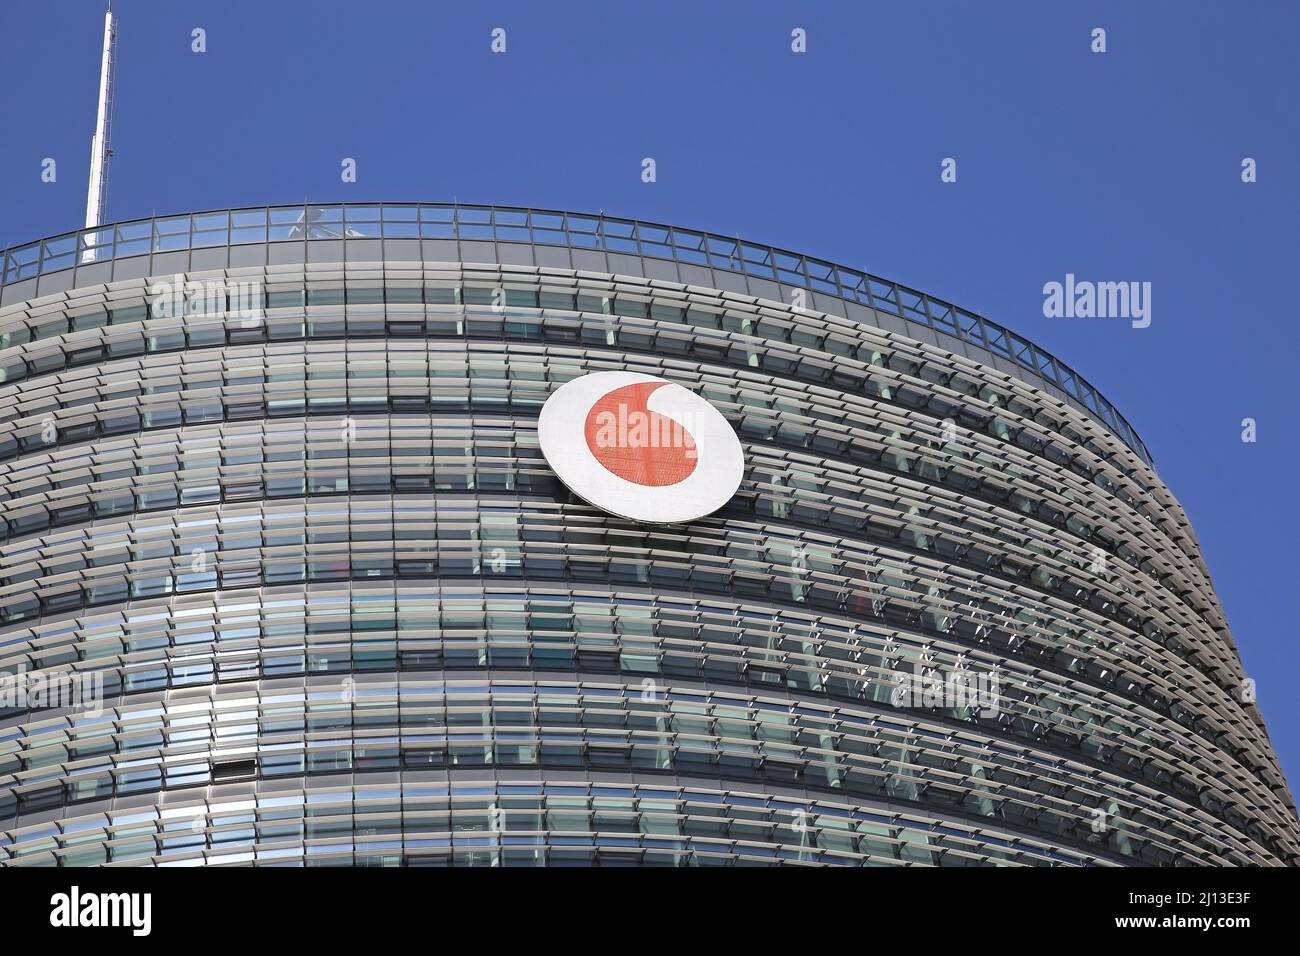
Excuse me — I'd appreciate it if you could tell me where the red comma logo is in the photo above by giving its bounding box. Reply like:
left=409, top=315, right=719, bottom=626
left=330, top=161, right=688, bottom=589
left=538, top=371, right=744, bottom=524
left=582, top=381, right=698, bottom=486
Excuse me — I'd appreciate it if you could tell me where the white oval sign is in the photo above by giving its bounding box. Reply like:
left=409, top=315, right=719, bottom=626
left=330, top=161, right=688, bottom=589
left=538, top=371, right=744, bottom=523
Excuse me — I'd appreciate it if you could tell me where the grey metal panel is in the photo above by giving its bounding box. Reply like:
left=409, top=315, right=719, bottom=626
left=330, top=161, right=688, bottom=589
left=307, top=240, right=344, bottom=263
left=991, top=356, right=1021, bottom=377
left=907, top=326, right=939, bottom=347
left=151, top=250, right=191, bottom=276
left=747, top=277, right=783, bottom=303
left=459, top=240, right=497, bottom=264
left=933, top=329, right=966, bottom=356
left=842, top=300, right=875, bottom=325
left=1021, top=371, right=1054, bottom=395
left=267, top=242, right=305, bottom=265
left=382, top=239, right=421, bottom=262
left=678, top=263, right=713, bottom=287
left=111, top=254, right=152, bottom=282
left=640, top=257, right=678, bottom=282
left=606, top=253, right=645, bottom=277
left=533, top=245, right=572, bottom=269
left=190, top=246, right=229, bottom=272
left=867, top=309, right=910, bottom=336
left=0, top=278, right=37, bottom=307
left=421, top=239, right=459, bottom=263
left=496, top=242, right=536, bottom=266
left=570, top=249, right=608, bottom=272
left=810, top=291, right=847, bottom=318
left=709, top=268, right=749, bottom=294
left=228, top=244, right=267, bottom=269
left=36, top=269, right=74, bottom=297
left=72, top=261, right=113, bottom=289
left=344, top=238, right=383, bottom=262
left=1065, top=395, right=1092, bottom=420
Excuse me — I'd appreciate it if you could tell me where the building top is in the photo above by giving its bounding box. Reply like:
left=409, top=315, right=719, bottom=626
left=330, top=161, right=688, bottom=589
left=0, top=201, right=1152, bottom=467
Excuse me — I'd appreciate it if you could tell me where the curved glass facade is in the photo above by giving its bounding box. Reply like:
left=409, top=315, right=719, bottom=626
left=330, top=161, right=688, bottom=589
left=0, top=205, right=1295, bottom=867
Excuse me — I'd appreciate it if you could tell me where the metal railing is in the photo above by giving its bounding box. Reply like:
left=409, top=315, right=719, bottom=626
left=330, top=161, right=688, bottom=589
left=0, top=202, right=1152, bottom=466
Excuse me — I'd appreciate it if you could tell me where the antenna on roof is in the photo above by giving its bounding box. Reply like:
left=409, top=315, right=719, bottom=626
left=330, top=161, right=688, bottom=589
left=83, top=1, right=117, bottom=258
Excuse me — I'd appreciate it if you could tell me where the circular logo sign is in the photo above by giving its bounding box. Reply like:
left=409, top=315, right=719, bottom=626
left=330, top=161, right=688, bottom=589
left=538, top=371, right=744, bottom=523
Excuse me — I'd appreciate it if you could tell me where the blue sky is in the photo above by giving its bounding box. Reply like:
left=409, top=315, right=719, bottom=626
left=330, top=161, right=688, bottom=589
left=2, top=0, right=1298, bottom=789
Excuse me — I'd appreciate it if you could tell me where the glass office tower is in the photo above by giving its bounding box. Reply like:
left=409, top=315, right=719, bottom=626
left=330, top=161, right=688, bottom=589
left=1, top=203, right=1296, bottom=866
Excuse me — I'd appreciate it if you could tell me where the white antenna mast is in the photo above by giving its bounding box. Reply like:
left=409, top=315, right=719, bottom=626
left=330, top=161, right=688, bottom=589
left=83, top=1, right=117, bottom=256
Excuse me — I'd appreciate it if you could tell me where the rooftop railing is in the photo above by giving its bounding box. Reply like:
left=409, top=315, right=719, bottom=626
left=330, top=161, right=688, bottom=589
left=0, top=202, right=1152, bottom=466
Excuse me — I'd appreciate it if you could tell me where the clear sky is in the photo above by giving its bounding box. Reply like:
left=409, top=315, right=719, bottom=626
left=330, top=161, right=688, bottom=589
left=2, top=0, right=1298, bottom=791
